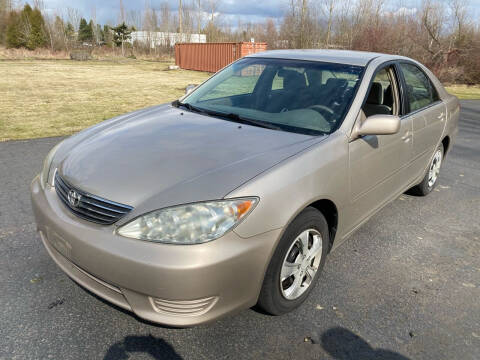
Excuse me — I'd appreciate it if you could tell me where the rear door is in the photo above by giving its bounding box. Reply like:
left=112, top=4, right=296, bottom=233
left=398, top=62, right=446, bottom=177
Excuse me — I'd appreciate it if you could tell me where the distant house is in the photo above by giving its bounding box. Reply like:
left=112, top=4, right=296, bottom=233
left=129, top=32, right=206, bottom=48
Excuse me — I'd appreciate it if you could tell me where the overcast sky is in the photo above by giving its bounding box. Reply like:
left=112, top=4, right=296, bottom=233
left=28, top=0, right=480, bottom=27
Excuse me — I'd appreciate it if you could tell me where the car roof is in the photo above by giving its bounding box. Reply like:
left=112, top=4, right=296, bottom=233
left=246, top=49, right=400, bottom=67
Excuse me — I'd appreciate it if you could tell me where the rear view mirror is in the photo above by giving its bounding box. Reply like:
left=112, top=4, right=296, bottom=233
left=356, top=115, right=400, bottom=136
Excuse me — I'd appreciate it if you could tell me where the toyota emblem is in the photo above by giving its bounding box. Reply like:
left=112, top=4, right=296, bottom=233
left=67, top=190, right=81, bottom=207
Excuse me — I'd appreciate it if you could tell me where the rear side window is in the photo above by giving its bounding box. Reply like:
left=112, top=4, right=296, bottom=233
left=400, top=63, right=439, bottom=112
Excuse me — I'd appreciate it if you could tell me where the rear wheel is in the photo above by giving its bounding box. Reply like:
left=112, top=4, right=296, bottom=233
left=257, top=207, right=329, bottom=315
left=409, top=144, right=444, bottom=196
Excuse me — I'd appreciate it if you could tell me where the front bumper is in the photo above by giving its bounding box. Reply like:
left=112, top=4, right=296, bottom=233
left=31, top=175, right=281, bottom=326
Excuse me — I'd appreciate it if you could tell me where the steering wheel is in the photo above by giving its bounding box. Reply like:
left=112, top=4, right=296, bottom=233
left=308, top=105, right=335, bottom=122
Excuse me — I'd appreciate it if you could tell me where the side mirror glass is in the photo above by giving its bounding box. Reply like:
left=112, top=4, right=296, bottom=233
left=185, top=84, right=197, bottom=95
left=357, top=114, right=401, bottom=137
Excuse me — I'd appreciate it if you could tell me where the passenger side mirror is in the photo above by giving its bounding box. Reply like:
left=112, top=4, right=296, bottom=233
left=185, top=84, right=197, bottom=95
left=356, top=114, right=400, bottom=137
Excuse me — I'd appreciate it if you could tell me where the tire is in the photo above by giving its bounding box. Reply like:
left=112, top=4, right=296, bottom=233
left=257, top=207, right=329, bottom=315
left=408, top=144, right=444, bottom=196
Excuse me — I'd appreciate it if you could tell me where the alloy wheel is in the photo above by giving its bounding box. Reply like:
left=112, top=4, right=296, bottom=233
left=280, top=229, right=323, bottom=300
left=428, top=149, right=442, bottom=188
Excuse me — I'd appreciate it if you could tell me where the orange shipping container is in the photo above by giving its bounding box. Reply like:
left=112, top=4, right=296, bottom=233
left=175, top=42, right=268, bottom=73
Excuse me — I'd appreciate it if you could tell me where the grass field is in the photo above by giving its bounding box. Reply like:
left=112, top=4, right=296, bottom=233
left=445, top=85, right=480, bottom=100
left=1, top=59, right=478, bottom=141
left=1, top=60, right=210, bottom=141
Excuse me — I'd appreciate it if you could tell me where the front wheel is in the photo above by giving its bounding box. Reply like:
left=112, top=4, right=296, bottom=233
left=257, top=207, right=329, bottom=315
left=408, top=144, right=444, bottom=196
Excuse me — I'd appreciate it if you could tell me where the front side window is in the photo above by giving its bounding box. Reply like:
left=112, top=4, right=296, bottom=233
left=182, top=58, right=364, bottom=135
left=362, top=67, right=399, bottom=117
left=400, top=63, right=439, bottom=113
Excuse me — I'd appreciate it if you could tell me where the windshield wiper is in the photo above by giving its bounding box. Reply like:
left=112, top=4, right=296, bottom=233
left=171, top=100, right=208, bottom=115
left=218, top=113, right=282, bottom=131
left=172, top=100, right=281, bottom=131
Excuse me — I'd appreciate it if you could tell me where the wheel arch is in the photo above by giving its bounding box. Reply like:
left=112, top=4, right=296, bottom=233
left=442, top=136, right=450, bottom=156
left=307, top=199, right=338, bottom=252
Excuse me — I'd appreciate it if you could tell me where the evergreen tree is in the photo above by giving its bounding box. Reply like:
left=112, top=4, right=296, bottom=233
left=103, top=25, right=113, bottom=47
left=65, top=22, right=75, bottom=40
left=6, top=10, right=23, bottom=48
left=0, top=0, right=11, bottom=45
left=112, top=22, right=135, bottom=56
left=6, top=4, right=47, bottom=49
left=96, top=24, right=104, bottom=43
left=26, top=7, right=47, bottom=49
left=78, top=18, right=93, bottom=43
left=88, top=20, right=94, bottom=42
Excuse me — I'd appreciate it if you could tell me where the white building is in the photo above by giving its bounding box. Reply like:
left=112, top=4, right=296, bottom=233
left=129, top=32, right=207, bottom=48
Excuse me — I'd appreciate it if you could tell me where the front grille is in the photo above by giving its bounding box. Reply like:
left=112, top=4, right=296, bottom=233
left=54, top=172, right=133, bottom=225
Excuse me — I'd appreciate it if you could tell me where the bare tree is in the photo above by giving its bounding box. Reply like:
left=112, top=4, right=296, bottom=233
left=143, top=1, right=158, bottom=53
left=207, top=0, right=219, bottom=24
left=66, top=7, right=81, bottom=31
left=179, top=0, right=183, bottom=34
left=118, top=0, right=126, bottom=24
left=449, top=0, right=467, bottom=47
left=159, top=1, right=172, bottom=32
left=321, top=0, right=335, bottom=46
left=195, top=0, right=202, bottom=34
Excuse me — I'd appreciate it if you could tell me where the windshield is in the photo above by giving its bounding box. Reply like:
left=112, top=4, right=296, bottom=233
left=180, top=57, right=364, bottom=135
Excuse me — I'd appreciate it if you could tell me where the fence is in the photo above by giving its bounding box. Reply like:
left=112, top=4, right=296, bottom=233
left=174, top=42, right=268, bottom=73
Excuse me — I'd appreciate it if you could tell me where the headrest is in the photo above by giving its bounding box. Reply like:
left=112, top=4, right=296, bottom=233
left=367, top=82, right=383, bottom=105
left=306, top=69, right=322, bottom=85
left=325, top=78, right=348, bottom=89
left=383, top=85, right=393, bottom=107
left=280, top=70, right=306, bottom=91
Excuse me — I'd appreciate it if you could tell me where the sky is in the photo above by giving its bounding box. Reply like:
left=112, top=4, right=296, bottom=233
left=31, top=0, right=287, bottom=26
left=27, top=0, right=480, bottom=28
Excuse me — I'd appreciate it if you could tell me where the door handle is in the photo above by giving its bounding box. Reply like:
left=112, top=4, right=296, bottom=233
left=438, top=112, right=445, bottom=121
left=401, top=131, right=411, bottom=142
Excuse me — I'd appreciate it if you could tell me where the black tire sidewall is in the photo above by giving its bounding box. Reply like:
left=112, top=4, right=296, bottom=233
left=258, top=207, right=329, bottom=315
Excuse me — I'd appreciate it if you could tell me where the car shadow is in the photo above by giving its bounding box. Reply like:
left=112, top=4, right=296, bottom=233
left=321, top=327, right=410, bottom=360
left=104, top=334, right=182, bottom=360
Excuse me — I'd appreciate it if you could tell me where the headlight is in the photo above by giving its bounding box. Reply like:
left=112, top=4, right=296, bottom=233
left=40, top=141, right=62, bottom=187
left=117, top=198, right=258, bottom=244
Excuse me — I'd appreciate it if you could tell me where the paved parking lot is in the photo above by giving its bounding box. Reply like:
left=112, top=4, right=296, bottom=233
left=1, top=101, right=479, bottom=360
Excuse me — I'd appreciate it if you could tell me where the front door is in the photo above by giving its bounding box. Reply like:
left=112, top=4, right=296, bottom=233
left=343, top=64, right=413, bottom=234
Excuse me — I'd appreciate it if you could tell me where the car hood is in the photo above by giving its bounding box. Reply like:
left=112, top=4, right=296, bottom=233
left=58, top=104, right=324, bottom=217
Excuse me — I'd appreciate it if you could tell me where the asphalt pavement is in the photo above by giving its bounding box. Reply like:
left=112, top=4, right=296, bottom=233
left=1, top=101, right=479, bottom=360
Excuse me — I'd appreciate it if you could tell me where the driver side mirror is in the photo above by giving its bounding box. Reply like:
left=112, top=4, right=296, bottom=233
left=355, top=114, right=401, bottom=137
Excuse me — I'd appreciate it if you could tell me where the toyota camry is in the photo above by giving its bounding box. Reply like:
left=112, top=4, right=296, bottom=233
left=31, top=50, right=459, bottom=326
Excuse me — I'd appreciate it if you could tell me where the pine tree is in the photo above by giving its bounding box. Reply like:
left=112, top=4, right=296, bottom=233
left=88, top=20, right=94, bottom=42
left=78, top=18, right=93, bottom=43
left=112, top=22, right=135, bottom=56
left=26, top=7, right=47, bottom=49
left=6, top=11, right=23, bottom=48
left=103, top=25, right=113, bottom=47
left=65, top=22, right=75, bottom=40
left=96, top=24, right=104, bottom=43
left=0, top=0, right=12, bottom=45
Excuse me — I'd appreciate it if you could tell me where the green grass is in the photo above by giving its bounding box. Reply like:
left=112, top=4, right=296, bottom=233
left=445, top=85, right=480, bottom=100
left=0, top=60, right=210, bottom=141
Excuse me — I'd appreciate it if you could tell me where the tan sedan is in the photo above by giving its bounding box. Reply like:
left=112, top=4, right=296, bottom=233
left=31, top=50, right=459, bottom=326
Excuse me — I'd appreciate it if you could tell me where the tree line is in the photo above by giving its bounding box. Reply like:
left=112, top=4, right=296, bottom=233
left=0, top=0, right=479, bottom=84
left=0, top=2, right=135, bottom=53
